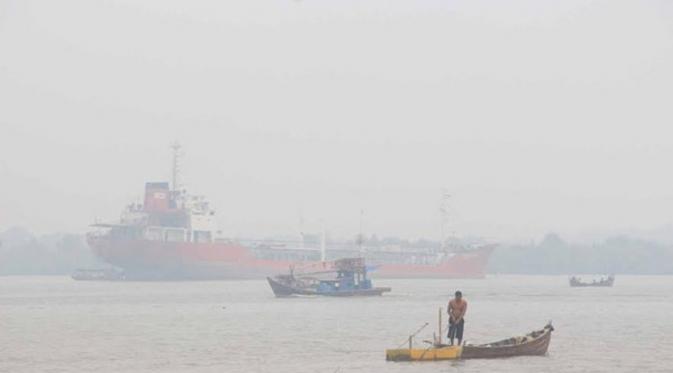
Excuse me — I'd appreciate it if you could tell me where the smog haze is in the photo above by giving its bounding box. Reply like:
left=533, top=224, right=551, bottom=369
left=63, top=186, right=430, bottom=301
left=2, top=0, right=673, bottom=242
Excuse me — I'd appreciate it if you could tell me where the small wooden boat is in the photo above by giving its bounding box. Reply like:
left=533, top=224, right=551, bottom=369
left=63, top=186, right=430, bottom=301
left=386, top=309, right=553, bottom=361
left=461, top=323, right=553, bottom=359
left=569, top=275, right=614, bottom=287
left=267, top=258, right=391, bottom=297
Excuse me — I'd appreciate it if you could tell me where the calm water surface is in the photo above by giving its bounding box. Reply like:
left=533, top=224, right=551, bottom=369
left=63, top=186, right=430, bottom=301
left=2, top=275, right=672, bottom=372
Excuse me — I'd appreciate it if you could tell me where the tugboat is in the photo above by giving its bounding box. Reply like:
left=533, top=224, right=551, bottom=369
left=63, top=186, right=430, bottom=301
left=267, top=257, right=391, bottom=297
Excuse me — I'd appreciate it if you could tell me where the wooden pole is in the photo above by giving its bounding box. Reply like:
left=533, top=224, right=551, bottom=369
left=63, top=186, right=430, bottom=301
left=438, top=307, right=442, bottom=345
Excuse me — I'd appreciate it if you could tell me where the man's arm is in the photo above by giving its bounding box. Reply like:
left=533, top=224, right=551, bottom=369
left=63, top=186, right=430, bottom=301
left=448, top=301, right=455, bottom=321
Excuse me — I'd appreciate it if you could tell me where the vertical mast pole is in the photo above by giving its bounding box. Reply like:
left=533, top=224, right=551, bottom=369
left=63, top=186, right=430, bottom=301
left=320, top=222, right=326, bottom=262
left=299, top=213, right=305, bottom=250
left=358, top=209, right=364, bottom=257
left=440, top=189, right=450, bottom=250
left=438, top=307, right=443, bottom=345
left=171, top=142, right=181, bottom=192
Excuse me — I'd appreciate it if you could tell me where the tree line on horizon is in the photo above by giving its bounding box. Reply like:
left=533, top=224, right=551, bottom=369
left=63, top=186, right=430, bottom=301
left=1, top=228, right=672, bottom=276
left=488, top=233, right=673, bottom=275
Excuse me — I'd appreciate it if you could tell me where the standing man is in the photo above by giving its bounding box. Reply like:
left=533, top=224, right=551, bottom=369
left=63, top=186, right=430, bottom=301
left=447, top=290, right=467, bottom=346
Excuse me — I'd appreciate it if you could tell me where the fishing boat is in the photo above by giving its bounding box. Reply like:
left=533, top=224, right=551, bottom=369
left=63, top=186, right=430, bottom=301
left=386, top=309, right=553, bottom=361
left=569, top=275, right=614, bottom=287
left=461, top=323, right=554, bottom=359
left=71, top=267, right=125, bottom=281
left=267, top=257, right=391, bottom=297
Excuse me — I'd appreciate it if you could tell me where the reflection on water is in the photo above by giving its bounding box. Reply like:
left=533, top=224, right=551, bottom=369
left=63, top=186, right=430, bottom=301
left=1, top=275, right=672, bottom=373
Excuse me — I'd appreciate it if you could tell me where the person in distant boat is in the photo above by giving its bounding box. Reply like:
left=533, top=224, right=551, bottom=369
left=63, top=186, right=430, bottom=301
left=447, top=290, right=467, bottom=346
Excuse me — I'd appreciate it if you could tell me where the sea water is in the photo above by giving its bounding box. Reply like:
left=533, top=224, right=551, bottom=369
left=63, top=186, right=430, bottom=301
left=2, top=275, right=672, bottom=372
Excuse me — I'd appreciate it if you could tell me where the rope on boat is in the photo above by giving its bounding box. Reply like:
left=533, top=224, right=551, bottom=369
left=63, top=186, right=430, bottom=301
left=418, top=344, right=436, bottom=360
left=396, top=322, right=429, bottom=349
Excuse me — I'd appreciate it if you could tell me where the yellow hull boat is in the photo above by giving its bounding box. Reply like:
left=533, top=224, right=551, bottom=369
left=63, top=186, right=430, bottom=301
left=386, top=346, right=462, bottom=361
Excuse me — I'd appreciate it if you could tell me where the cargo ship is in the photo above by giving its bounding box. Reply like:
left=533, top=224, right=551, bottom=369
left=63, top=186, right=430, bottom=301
left=86, top=145, right=493, bottom=280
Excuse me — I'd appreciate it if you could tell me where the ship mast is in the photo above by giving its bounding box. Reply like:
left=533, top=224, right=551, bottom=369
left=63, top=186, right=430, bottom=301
left=439, top=189, right=451, bottom=250
left=299, top=213, right=305, bottom=250
left=320, top=221, right=326, bottom=262
left=358, top=209, right=364, bottom=257
left=171, top=142, right=182, bottom=192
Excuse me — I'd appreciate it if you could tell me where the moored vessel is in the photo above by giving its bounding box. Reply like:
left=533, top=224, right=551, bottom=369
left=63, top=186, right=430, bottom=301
left=86, top=144, right=494, bottom=280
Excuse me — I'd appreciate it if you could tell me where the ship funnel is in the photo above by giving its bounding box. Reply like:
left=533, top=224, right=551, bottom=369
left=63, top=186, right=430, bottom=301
left=144, top=182, right=170, bottom=212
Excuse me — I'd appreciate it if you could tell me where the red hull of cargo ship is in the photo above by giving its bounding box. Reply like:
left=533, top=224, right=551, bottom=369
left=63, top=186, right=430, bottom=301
left=89, top=236, right=296, bottom=280
left=375, top=245, right=494, bottom=279
left=89, top=234, right=493, bottom=280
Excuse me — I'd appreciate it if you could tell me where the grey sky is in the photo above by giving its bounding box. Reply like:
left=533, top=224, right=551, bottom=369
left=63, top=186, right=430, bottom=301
left=1, top=0, right=673, bottom=241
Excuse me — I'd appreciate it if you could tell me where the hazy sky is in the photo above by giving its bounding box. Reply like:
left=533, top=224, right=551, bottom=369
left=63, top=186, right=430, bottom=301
left=1, top=0, right=673, bottom=241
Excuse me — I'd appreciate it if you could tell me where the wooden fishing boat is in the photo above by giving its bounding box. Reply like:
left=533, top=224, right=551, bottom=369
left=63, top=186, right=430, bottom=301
left=569, top=275, right=614, bottom=287
left=267, top=257, right=391, bottom=297
left=386, top=309, right=553, bottom=361
left=461, top=323, right=553, bottom=359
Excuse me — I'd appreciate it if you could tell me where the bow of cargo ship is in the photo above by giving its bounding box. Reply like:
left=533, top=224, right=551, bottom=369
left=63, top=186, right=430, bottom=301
left=87, top=180, right=274, bottom=280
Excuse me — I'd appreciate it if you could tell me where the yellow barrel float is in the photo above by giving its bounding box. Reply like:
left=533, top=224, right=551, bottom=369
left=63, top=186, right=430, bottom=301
left=386, top=346, right=462, bottom=361
left=387, top=308, right=462, bottom=361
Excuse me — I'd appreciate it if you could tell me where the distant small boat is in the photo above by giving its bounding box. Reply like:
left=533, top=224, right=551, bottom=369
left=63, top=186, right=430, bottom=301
left=267, top=257, right=391, bottom=297
left=71, top=268, right=125, bottom=281
left=569, top=275, right=614, bottom=287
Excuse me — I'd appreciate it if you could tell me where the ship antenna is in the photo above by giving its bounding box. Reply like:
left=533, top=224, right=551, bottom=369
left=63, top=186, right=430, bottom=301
left=358, top=209, right=364, bottom=257
left=299, top=213, right=305, bottom=250
left=171, top=141, right=182, bottom=192
left=439, top=189, right=451, bottom=251
left=320, top=221, right=326, bottom=262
